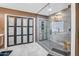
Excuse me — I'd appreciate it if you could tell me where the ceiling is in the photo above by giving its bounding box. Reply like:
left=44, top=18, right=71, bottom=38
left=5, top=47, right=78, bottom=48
left=0, top=3, right=70, bottom=16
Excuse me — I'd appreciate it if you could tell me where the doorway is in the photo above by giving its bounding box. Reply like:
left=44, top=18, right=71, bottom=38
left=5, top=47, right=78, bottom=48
left=7, top=15, right=34, bottom=47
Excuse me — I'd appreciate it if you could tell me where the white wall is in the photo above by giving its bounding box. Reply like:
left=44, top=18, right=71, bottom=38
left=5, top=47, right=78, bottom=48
left=71, top=3, right=76, bottom=56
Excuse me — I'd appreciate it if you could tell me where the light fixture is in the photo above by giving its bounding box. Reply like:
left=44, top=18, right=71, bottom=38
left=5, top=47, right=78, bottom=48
left=48, top=8, right=52, bottom=11
left=56, top=12, right=62, bottom=15
left=51, top=12, right=64, bottom=22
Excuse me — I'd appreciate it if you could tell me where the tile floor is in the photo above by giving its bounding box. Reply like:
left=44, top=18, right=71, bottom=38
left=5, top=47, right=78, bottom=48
left=0, top=43, right=48, bottom=56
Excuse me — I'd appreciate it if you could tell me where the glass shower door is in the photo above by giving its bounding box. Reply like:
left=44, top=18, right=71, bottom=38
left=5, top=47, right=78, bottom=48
left=47, top=8, right=71, bottom=56
left=39, top=20, right=48, bottom=41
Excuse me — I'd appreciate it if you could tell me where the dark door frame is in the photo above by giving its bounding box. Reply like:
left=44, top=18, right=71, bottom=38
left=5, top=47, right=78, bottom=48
left=7, top=15, right=34, bottom=47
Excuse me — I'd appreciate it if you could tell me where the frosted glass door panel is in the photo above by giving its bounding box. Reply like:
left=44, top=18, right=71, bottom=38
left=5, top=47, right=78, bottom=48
left=17, top=27, right=21, bottom=35
left=29, top=20, right=33, bottom=26
left=29, top=27, right=32, bottom=34
left=9, top=27, right=14, bottom=35
left=44, top=22, right=46, bottom=33
left=39, top=27, right=42, bottom=33
left=39, top=34, right=42, bottom=40
left=8, top=17, right=14, bottom=26
left=23, top=36, right=27, bottom=43
left=39, top=20, right=48, bottom=41
left=16, top=36, right=21, bottom=44
left=9, top=37, right=14, bottom=45
left=7, top=16, right=34, bottom=46
left=23, top=27, right=27, bottom=34
left=23, top=18, right=28, bottom=26
left=44, top=33, right=46, bottom=39
left=16, top=18, right=21, bottom=26
left=44, top=21, right=47, bottom=40
left=29, top=35, right=33, bottom=42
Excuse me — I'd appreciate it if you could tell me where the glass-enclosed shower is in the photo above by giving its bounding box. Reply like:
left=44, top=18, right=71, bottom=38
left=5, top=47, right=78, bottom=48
left=37, top=7, right=71, bottom=56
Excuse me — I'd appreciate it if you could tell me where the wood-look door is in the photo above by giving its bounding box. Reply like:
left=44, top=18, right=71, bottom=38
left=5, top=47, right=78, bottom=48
left=7, top=16, right=34, bottom=47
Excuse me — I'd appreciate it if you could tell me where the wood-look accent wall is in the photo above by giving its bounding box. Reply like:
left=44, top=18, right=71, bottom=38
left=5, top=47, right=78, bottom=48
left=0, top=14, right=4, bottom=34
left=0, top=7, right=37, bottom=17
left=75, top=3, right=79, bottom=56
left=0, top=7, right=38, bottom=34
left=0, top=14, right=4, bottom=48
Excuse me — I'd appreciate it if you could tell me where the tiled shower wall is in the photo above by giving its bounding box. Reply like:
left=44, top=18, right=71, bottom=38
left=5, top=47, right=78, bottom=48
left=49, top=8, right=71, bottom=45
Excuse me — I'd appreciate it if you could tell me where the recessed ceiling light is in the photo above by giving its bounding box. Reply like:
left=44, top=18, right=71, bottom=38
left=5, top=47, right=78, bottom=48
left=56, top=12, right=62, bottom=15
left=48, top=8, right=52, bottom=11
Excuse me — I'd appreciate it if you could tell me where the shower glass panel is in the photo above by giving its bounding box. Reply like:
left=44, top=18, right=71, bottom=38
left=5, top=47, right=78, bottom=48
left=39, top=19, right=48, bottom=41
left=37, top=18, right=50, bottom=51
left=48, top=8, right=71, bottom=56
left=37, top=7, right=71, bottom=56
left=39, top=20, right=42, bottom=41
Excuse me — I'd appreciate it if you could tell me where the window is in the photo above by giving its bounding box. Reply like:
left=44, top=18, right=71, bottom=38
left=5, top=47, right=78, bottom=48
left=52, top=21, right=64, bottom=32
